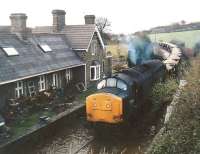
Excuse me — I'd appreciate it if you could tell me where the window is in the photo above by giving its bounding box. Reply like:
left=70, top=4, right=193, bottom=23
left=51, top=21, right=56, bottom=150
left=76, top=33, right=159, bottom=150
left=15, top=81, right=23, bottom=98
left=96, top=65, right=100, bottom=79
left=90, top=66, right=95, bottom=80
left=28, top=81, right=36, bottom=96
left=91, top=40, right=97, bottom=55
left=39, top=44, right=52, bottom=52
left=107, top=78, right=117, bottom=87
left=39, top=75, right=46, bottom=92
left=66, top=69, right=72, bottom=84
left=52, top=73, right=59, bottom=88
left=90, top=65, right=100, bottom=80
left=117, top=80, right=127, bottom=91
left=3, top=47, right=19, bottom=56
left=97, top=79, right=106, bottom=89
left=102, top=61, right=105, bottom=72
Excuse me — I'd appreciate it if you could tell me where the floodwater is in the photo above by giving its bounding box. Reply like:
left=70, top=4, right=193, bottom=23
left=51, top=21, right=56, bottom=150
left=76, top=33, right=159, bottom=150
left=2, top=103, right=165, bottom=154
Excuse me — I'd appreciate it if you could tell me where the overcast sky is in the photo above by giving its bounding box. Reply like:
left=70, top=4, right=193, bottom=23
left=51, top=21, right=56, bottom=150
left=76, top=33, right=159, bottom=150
left=0, top=0, right=199, bottom=34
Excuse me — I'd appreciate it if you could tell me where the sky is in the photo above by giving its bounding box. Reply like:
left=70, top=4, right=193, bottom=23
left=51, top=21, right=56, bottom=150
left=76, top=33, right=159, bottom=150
left=0, top=0, right=199, bottom=34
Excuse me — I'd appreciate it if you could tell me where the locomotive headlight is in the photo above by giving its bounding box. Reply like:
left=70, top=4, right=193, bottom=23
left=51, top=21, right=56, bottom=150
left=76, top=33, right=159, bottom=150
left=93, top=103, right=97, bottom=107
left=106, top=104, right=110, bottom=108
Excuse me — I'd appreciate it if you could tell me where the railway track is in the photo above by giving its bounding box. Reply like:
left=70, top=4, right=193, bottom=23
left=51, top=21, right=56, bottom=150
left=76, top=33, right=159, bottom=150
left=73, top=137, right=95, bottom=154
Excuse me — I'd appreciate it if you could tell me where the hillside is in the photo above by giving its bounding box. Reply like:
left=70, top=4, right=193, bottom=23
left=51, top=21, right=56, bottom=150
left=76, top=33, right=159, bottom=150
left=149, top=30, right=200, bottom=48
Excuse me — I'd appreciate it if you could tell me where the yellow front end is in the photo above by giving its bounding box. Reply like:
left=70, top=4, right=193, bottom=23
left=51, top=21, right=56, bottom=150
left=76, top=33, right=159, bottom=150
left=86, top=93, right=123, bottom=124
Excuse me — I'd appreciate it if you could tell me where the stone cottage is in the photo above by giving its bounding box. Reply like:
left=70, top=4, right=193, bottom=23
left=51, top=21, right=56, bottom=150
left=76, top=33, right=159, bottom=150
left=0, top=10, right=112, bottom=110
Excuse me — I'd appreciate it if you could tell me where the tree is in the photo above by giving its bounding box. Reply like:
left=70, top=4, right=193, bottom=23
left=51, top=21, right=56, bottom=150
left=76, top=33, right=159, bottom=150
left=96, top=17, right=111, bottom=42
left=96, top=17, right=111, bottom=34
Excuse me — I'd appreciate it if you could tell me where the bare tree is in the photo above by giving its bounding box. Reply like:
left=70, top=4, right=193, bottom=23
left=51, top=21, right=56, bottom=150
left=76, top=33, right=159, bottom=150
left=96, top=17, right=111, bottom=34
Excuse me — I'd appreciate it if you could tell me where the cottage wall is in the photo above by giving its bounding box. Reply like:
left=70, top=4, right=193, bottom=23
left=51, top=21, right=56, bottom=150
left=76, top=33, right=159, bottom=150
left=0, top=83, right=15, bottom=110
left=0, top=66, right=85, bottom=110
left=76, top=33, right=111, bottom=87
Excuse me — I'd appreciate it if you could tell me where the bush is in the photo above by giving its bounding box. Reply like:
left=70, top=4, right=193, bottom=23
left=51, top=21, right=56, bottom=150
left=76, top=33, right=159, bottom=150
left=147, top=57, right=200, bottom=154
left=150, top=79, right=178, bottom=112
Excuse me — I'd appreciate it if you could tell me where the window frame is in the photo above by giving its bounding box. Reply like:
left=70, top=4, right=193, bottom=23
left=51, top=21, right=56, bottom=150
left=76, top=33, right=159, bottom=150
left=97, top=78, right=128, bottom=91
left=39, top=75, right=46, bottom=92
left=52, top=73, right=59, bottom=88
left=90, top=65, right=101, bottom=81
left=66, top=68, right=72, bottom=84
left=2, top=47, right=19, bottom=56
left=28, top=81, right=36, bottom=96
left=91, top=40, right=97, bottom=56
left=15, top=81, right=24, bottom=98
left=106, top=78, right=117, bottom=87
left=116, top=80, right=128, bottom=91
left=39, top=44, right=52, bottom=53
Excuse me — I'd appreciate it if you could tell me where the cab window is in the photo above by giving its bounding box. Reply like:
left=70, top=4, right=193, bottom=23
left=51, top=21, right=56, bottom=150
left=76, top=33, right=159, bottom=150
left=117, top=80, right=127, bottom=91
left=107, top=78, right=117, bottom=87
left=97, top=79, right=106, bottom=89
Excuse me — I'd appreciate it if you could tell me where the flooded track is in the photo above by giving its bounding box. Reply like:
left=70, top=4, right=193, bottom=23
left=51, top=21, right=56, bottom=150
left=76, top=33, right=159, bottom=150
left=2, top=103, right=166, bottom=154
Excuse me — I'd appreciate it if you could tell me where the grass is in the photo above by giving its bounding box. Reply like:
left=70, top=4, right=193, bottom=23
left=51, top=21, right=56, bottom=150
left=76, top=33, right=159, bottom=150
left=106, top=43, right=128, bottom=58
left=149, top=30, right=200, bottom=48
left=147, top=56, right=200, bottom=154
left=6, top=87, right=97, bottom=140
left=9, top=110, right=56, bottom=138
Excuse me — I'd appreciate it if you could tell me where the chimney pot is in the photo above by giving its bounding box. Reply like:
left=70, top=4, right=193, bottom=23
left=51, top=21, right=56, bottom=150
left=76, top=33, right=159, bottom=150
left=52, top=9, right=66, bottom=32
left=84, top=15, right=95, bottom=24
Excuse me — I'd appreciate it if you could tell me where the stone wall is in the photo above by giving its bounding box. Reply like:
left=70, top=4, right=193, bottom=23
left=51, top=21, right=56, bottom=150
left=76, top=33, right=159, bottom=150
left=76, top=32, right=112, bottom=87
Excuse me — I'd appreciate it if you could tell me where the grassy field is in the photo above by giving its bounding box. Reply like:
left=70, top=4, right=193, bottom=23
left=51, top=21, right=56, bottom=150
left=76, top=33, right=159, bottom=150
left=106, top=43, right=128, bottom=58
left=149, top=30, right=200, bottom=48
left=107, top=30, right=200, bottom=58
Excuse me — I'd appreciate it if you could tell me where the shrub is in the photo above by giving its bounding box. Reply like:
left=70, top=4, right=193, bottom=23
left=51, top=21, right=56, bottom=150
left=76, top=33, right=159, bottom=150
left=150, top=79, right=178, bottom=112
left=147, top=57, right=200, bottom=154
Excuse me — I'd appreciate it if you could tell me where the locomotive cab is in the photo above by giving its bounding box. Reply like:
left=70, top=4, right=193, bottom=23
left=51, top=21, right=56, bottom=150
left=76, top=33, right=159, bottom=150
left=86, top=77, right=130, bottom=124
left=86, top=60, right=165, bottom=124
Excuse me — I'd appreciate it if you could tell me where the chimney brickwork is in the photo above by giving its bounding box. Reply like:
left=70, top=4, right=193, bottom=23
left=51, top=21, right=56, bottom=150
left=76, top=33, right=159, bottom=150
left=52, top=10, right=66, bottom=32
left=84, top=15, right=95, bottom=24
left=10, top=13, right=27, bottom=33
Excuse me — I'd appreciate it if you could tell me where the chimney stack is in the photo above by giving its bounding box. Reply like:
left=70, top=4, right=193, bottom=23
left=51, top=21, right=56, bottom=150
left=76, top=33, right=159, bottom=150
left=52, top=10, right=66, bottom=32
left=10, top=13, right=27, bottom=33
left=84, top=15, right=95, bottom=24
left=10, top=13, right=28, bottom=40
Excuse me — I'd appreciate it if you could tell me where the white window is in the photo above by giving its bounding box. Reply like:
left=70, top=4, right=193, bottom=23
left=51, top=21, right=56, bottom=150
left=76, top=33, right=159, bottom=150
left=91, top=40, right=97, bottom=55
left=28, top=81, right=36, bottom=96
left=39, top=44, right=52, bottom=52
left=90, top=65, right=101, bottom=81
left=3, top=47, right=19, bottom=56
left=97, top=79, right=106, bottom=89
left=66, top=69, right=72, bottom=84
left=52, top=73, right=59, bottom=88
left=15, top=81, right=23, bottom=98
left=39, top=75, right=46, bottom=92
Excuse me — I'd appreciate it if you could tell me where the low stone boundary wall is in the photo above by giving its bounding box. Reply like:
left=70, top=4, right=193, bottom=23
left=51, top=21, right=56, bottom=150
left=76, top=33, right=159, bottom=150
left=0, top=104, right=85, bottom=154
left=146, top=80, right=187, bottom=153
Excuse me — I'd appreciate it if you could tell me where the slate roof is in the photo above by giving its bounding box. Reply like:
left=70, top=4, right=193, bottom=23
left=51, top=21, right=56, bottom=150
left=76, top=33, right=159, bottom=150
left=0, top=32, right=84, bottom=85
left=33, top=24, right=96, bottom=49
